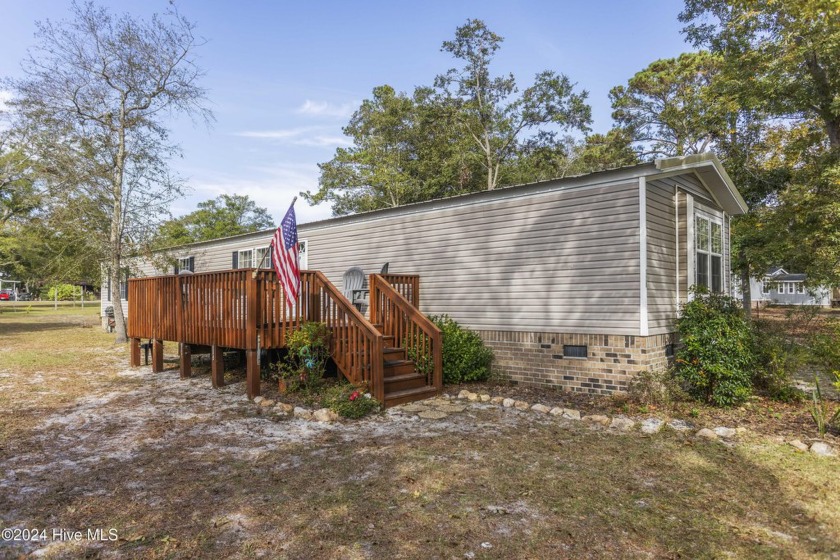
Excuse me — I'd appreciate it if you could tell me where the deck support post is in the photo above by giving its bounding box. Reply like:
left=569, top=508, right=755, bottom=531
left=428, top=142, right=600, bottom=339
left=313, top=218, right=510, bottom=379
left=211, top=345, right=225, bottom=388
left=246, top=349, right=260, bottom=399
left=152, top=339, right=164, bottom=372
left=130, top=338, right=141, bottom=367
left=179, top=343, right=192, bottom=379
left=245, top=273, right=261, bottom=399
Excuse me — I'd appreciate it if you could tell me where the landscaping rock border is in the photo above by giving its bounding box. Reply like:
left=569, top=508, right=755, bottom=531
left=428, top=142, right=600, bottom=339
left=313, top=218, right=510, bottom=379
left=245, top=390, right=837, bottom=459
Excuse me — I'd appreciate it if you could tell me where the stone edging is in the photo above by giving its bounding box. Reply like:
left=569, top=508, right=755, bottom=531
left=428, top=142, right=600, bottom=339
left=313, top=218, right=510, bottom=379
left=248, top=391, right=837, bottom=458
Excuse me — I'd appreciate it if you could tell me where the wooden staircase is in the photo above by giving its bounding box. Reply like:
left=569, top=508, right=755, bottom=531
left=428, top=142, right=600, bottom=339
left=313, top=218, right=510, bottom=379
left=377, top=331, right=439, bottom=407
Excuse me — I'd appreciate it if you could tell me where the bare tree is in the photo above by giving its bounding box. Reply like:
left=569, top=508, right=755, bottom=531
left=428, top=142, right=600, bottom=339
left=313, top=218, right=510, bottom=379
left=5, top=1, right=212, bottom=342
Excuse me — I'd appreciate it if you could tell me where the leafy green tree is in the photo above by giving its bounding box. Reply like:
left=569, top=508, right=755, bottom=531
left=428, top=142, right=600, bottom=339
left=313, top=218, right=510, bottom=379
left=305, top=86, right=425, bottom=215
left=610, top=51, right=729, bottom=158
left=305, top=85, right=483, bottom=216
left=504, top=128, right=638, bottom=185
left=435, top=19, right=592, bottom=190
left=681, top=0, right=840, bottom=288
left=155, top=194, right=274, bottom=247
left=0, top=140, right=39, bottom=225
left=680, top=0, right=840, bottom=149
left=4, top=1, right=212, bottom=342
left=571, top=129, right=640, bottom=173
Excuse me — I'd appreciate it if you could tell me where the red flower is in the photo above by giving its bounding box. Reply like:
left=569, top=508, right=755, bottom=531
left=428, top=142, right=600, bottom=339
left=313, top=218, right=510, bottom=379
left=349, top=390, right=360, bottom=401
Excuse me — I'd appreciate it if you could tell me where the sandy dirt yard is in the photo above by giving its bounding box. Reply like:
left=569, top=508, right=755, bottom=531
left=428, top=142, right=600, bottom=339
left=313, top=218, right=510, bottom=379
left=1, top=308, right=839, bottom=559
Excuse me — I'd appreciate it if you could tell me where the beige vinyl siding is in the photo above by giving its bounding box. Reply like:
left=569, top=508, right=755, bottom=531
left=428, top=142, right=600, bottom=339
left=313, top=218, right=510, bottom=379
left=669, top=173, right=716, bottom=206
left=302, top=182, right=641, bottom=334
left=107, top=179, right=643, bottom=334
left=646, top=181, right=678, bottom=334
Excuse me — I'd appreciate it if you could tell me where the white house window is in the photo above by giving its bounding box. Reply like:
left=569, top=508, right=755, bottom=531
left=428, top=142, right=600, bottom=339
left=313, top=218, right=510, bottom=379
left=787, top=282, right=795, bottom=294
left=298, top=239, right=308, bottom=270
left=762, top=281, right=771, bottom=295
left=238, top=249, right=253, bottom=269
left=695, top=215, right=723, bottom=292
left=233, top=241, right=307, bottom=270
left=177, top=256, right=194, bottom=273
left=255, top=246, right=271, bottom=269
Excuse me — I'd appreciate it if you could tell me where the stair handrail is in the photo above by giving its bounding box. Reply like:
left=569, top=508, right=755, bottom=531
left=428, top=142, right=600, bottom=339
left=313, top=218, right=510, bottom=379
left=370, top=274, right=442, bottom=392
left=306, top=270, right=386, bottom=403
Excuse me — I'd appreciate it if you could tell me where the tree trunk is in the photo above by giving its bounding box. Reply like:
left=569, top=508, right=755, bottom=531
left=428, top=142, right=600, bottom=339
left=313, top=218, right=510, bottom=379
left=110, top=103, right=128, bottom=343
left=740, top=266, right=752, bottom=319
left=826, top=119, right=840, bottom=150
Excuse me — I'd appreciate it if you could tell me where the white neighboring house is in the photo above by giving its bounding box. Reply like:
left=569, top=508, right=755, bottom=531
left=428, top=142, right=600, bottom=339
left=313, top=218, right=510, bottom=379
left=746, top=267, right=834, bottom=307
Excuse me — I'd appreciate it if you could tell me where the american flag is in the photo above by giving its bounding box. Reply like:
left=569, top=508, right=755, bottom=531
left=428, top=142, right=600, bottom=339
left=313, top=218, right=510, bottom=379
left=271, top=201, right=300, bottom=308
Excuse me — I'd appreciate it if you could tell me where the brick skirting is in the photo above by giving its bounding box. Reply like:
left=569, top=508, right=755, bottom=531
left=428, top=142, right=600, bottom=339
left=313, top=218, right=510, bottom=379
left=477, top=330, right=675, bottom=395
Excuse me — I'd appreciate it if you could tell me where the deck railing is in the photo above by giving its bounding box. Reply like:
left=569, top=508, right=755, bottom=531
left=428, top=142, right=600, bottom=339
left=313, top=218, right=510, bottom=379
left=378, top=274, right=419, bottom=308
left=304, top=271, right=385, bottom=402
left=370, top=274, right=442, bottom=392
left=127, top=269, right=386, bottom=401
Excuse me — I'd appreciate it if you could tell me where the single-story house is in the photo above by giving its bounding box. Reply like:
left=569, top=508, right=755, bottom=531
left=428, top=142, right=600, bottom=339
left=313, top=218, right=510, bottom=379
left=107, top=152, right=748, bottom=395
left=742, top=267, right=835, bottom=307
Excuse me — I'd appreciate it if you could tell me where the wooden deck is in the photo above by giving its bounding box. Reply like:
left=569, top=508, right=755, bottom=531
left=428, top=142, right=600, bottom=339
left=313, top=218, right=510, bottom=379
left=127, top=270, right=441, bottom=407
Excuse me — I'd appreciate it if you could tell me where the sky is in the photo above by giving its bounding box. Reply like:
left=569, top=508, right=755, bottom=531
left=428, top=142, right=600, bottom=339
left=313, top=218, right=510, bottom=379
left=0, top=0, right=694, bottom=226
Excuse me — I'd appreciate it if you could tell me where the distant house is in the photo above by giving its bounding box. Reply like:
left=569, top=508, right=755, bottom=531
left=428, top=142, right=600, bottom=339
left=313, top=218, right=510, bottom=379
left=746, top=267, right=834, bottom=307
left=109, top=153, right=748, bottom=396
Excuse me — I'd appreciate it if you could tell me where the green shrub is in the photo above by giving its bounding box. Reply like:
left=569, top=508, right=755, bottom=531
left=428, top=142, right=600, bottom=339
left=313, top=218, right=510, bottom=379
left=323, top=383, right=381, bottom=418
left=674, top=288, right=754, bottom=407
left=811, top=318, right=840, bottom=390
left=808, top=376, right=840, bottom=438
left=46, top=284, right=76, bottom=301
left=428, top=314, right=493, bottom=384
left=273, top=322, right=330, bottom=392
left=751, top=316, right=808, bottom=402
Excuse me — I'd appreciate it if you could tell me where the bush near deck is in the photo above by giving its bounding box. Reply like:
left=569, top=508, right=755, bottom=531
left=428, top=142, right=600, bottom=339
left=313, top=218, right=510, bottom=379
left=429, top=314, right=493, bottom=384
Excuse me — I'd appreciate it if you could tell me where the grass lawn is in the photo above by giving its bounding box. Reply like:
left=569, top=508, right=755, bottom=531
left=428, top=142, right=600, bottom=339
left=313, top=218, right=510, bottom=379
left=1, top=309, right=839, bottom=559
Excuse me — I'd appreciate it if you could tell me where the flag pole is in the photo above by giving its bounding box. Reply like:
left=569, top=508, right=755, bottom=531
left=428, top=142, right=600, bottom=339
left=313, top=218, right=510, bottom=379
left=253, top=196, right=296, bottom=278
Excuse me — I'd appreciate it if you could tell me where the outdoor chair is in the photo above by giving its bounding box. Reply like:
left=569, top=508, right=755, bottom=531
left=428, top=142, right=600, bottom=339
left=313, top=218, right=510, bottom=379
left=342, top=267, right=366, bottom=309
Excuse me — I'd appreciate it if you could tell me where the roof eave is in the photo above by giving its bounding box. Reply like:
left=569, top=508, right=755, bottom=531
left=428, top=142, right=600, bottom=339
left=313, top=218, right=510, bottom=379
left=655, top=153, right=749, bottom=215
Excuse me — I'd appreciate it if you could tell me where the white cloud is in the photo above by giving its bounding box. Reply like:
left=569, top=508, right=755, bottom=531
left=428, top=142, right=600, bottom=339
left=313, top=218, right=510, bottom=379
left=235, top=126, right=321, bottom=139
left=181, top=162, right=333, bottom=224
left=293, top=135, right=352, bottom=148
left=296, top=99, right=356, bottom=119
left=234, top=126, right=351, bottom=149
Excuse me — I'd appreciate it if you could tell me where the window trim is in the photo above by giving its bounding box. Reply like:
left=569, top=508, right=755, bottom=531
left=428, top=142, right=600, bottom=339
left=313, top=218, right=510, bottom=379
left=231, top=239, right=308, bottom=270
left=234, top=245, right=274, bottom=270
left=298, top=238, right=308, bottom=270
left=694, top=208, right=724, bottom=294
left=176, top=256, right=194, bottom=273
left=237, top=249, right=254, bottom=269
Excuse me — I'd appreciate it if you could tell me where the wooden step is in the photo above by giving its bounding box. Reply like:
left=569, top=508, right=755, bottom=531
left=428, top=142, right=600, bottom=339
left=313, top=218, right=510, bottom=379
left=384, top=372, right=427, bottom=393
left=384, top=385, right=439, bottom=408
left=384, top=359, right=416, bottom=377
left=382, top=335, right=395, bottom=346
left=383, top=347, right=406, bottom=360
